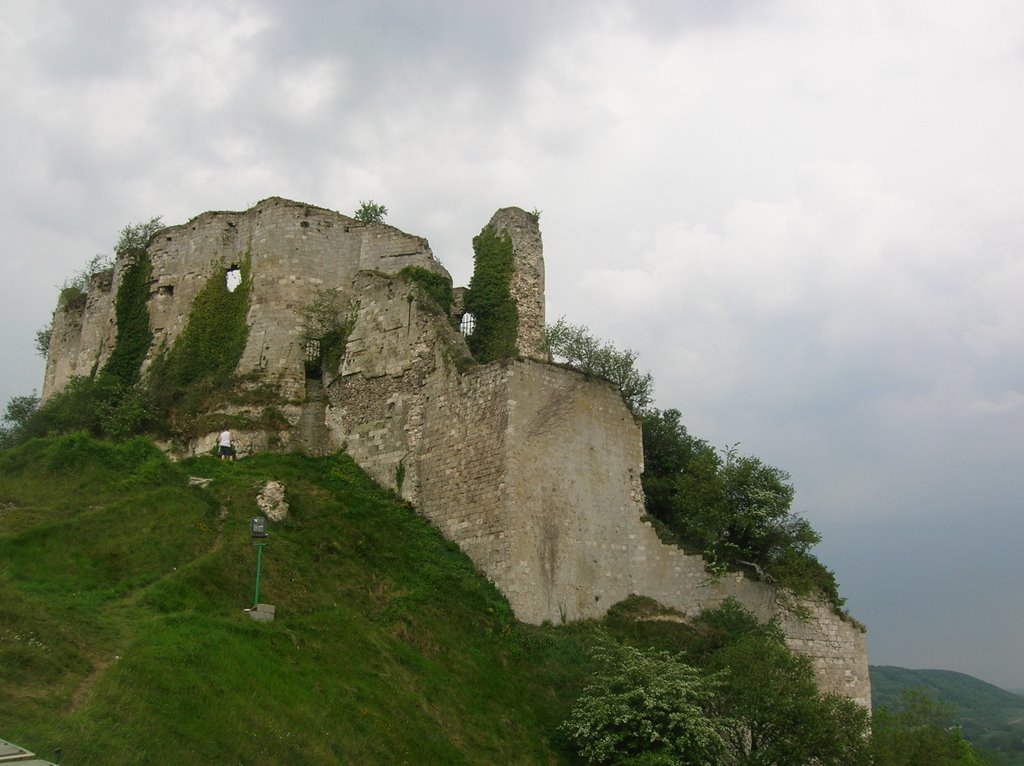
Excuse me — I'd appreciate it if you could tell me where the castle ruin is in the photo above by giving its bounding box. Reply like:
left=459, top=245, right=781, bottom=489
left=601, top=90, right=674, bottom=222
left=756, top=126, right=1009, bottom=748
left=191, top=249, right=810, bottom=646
left=42, top=197, right=870, bottom=707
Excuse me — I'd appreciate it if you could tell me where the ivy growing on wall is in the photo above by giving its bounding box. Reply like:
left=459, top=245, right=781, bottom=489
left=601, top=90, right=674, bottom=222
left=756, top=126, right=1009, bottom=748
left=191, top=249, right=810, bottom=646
left=399, top=265, right=453, bottom=317
left=100, top=252, right=153, bottom=387
left=158, top=254, right=253, bottom=392
left=301, top=288, right=357, bottom=378
left=140, top=254, right=254, bottom=440
left=464, top=225, right=517, bottom=362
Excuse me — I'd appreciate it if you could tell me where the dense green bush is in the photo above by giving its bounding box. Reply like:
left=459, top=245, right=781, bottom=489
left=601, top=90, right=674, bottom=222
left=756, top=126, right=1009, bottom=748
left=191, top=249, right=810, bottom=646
left=559, top=635, right=725, bottom=765
left=561, top=600, right=874, bottom=765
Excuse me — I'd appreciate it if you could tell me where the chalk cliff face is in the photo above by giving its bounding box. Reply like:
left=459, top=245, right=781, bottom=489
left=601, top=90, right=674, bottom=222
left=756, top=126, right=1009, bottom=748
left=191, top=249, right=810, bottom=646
left=43, top=197, right=871, bottom=707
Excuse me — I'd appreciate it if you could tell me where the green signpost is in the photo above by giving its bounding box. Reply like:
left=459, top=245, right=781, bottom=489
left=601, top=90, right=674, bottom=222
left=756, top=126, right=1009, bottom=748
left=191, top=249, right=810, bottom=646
left=250, top=516, right=268, bottom=606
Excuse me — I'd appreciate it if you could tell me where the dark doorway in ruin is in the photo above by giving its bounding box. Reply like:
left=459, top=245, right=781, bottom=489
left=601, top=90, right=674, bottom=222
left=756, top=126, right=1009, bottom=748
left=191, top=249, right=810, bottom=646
left=304, top=338, right=322, bottom=380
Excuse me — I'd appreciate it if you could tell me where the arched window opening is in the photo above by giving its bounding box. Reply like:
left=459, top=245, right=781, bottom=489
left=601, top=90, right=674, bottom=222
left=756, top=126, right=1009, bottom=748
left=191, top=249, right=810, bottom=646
left=459, top=312, right=476, bottom=336
left=226, top=265, right=242, bottom=293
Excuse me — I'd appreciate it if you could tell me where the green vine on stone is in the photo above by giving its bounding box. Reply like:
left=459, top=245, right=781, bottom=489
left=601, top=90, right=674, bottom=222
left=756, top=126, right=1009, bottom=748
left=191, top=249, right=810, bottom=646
left=100, top=250, right=153, bottom=388
left=145, top=253, right=254, bottom=436
left=399, top=266, right=453, bottom=316
left=464, top=225, right=517, bottom=362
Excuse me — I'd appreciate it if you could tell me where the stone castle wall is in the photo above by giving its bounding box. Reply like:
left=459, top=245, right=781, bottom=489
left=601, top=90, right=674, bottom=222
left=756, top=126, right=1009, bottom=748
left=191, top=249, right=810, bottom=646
left=324, top=277, right=871, bottom=708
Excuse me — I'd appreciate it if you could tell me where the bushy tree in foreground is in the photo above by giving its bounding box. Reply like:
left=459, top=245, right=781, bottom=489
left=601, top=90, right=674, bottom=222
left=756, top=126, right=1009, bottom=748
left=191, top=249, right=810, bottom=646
left=562, top=601, right=874, bottom=765
left=543, top=318, right=654, bottom=413
left=559, top=636, right=725, bottom=765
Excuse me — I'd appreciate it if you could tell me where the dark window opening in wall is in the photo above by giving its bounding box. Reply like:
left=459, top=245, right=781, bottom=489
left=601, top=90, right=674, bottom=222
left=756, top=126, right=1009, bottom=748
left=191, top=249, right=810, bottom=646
left=459, top=312, right=476, bottom=336
left=304, top=338, right=322, bottom=380
left=226, top=265, right=242, bottom=293
left=157, top=285, right=174, bottom=297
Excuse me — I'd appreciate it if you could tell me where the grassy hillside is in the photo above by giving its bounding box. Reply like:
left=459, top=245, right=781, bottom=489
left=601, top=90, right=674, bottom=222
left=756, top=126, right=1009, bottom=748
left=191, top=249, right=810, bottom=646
left=1, top=434, right=624, bottom=765
left=871, top=666, right=1024, bottom=765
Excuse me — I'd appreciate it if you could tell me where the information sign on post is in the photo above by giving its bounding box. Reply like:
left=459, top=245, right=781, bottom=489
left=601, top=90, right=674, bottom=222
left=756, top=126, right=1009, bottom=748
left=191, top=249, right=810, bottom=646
left=250, top=516, right=269, bottom=607
left=251, top=516, right=268, bottom=539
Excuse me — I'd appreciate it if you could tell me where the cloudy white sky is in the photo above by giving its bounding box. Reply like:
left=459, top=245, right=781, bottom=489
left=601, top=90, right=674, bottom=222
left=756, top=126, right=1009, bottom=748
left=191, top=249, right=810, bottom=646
left=2, top=1, right=1022, bottom=689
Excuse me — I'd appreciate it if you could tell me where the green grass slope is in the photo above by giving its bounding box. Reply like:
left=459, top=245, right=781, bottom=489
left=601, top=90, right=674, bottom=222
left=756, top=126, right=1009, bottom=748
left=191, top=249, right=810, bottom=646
left=0, top=434, right=618, bottom=765
left=871, top=666, right=1024, bottom=765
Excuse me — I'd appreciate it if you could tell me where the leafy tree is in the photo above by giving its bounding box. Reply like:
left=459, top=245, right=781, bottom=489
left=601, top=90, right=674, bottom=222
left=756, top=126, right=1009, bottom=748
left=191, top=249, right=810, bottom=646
left=709, top=633, right=869, bottom=765
left=560, top=635, right=725, bottom=765
left=871, top=691, right=989, bottom=766
left=544, top=318, right=654, bottom=413
left=0, top=393, right=40, bottom=447
left=115, top=215, right=164, bottom=257
left=640, top=408, right=843, bottom=607
left=34, top=321, right=52, bottom=357
left=695, top=600, right=870, bottom=766
left=354, top=200, right=388, bottom=224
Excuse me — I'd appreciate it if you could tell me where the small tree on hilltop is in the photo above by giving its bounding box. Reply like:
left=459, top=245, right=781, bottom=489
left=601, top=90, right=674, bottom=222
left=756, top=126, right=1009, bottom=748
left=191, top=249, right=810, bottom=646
left=354, top=200, right=388, bottom=224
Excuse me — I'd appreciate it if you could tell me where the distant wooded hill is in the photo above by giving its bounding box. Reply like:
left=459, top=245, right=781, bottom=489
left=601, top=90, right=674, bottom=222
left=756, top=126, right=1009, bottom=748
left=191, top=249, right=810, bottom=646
left=871, top=666, right=1024, bottom=765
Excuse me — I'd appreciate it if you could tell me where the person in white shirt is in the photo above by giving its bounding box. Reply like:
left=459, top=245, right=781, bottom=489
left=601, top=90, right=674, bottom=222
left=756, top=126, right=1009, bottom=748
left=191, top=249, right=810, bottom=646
left=218, top=429, right=234, bottom=461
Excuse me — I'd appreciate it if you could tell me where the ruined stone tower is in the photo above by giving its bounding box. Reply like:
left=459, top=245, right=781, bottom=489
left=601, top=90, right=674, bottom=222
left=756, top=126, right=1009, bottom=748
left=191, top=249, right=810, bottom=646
left=41, top=197, right=871, bottom=708
left=487, top=207, right=546, bottom=361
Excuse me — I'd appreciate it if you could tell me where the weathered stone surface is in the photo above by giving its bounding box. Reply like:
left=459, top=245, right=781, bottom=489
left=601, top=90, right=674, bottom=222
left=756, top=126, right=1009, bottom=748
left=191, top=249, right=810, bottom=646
left=257, top=481, right=288, bottom=522
left=43, top=197, right=448, bottom=401
left=249, top=603, right=276, bottom=622
left=488, top=207, right=546, bottom=361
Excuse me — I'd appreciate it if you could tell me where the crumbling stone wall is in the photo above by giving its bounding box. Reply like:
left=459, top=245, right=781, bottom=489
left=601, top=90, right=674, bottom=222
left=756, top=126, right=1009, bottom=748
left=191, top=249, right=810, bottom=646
left=329, top=271, right=468, bottom=495
left=408, top=357, right=870, bottom=708
left=42, top=197, right=447, bottom=402
left=325, top=274, right=870, bottom=708
left=42, top=271, right=117, bottom=400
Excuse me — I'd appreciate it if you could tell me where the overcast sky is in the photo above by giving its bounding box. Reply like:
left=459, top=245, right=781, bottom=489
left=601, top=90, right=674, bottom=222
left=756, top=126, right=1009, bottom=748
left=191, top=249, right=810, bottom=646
left=2, top=0, right=1021, bottom=689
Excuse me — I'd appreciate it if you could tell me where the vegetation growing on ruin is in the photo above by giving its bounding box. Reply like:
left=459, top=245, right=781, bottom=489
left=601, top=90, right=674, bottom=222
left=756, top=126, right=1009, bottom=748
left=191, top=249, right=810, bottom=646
left=100, top=250, right=152, bottom=387
left=542, top=318, right=844, bottom=613
left=543, top=318, right=654, bottom=414
left=300, top=288, right=357, bottom=378
left=399, top=265, right=454, bottom=317
left=54, top=253, right=112, bottom=312
left=641, top=407, right=846, bottom=612
left=145, top=254, right=254, bottom=436
left=353, top=199, right=388, bottom=224
left=464, top=225, right=518, bottom=362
